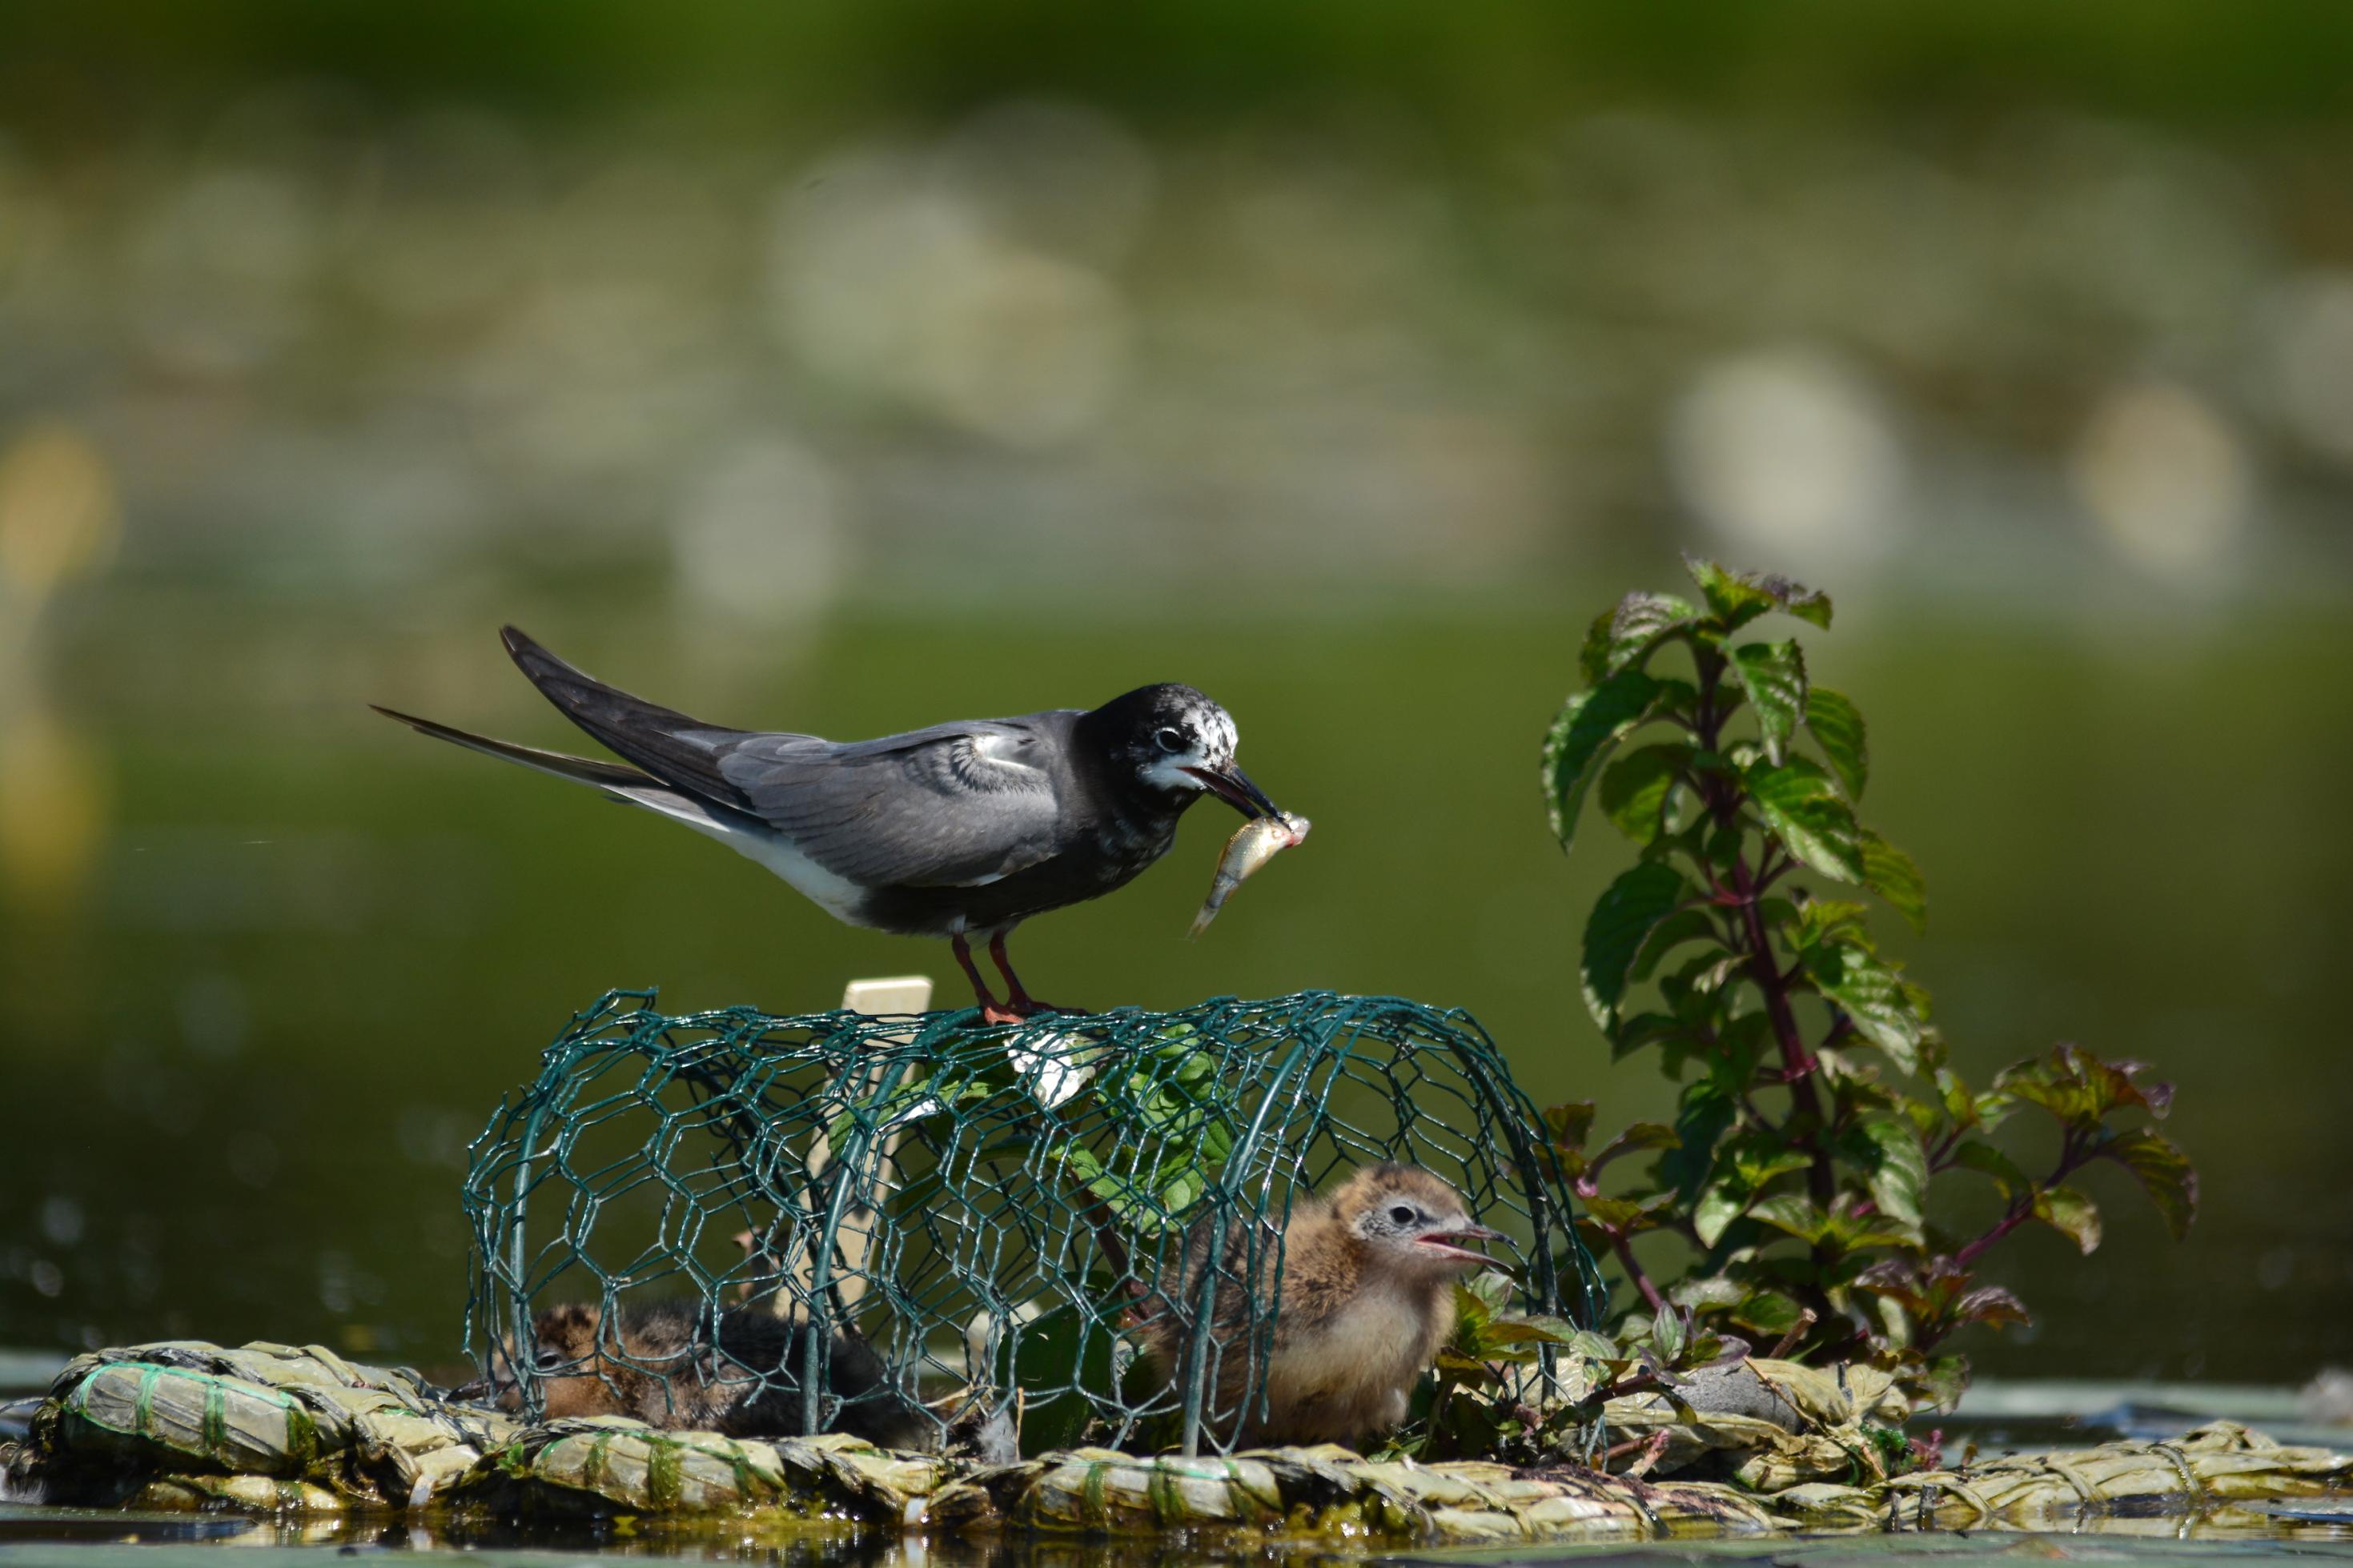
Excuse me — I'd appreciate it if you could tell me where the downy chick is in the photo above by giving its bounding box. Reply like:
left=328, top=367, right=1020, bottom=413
left=1134, top=1164, right=1502, bottom=1450
left=500, top=1300, right=930, bottom=1450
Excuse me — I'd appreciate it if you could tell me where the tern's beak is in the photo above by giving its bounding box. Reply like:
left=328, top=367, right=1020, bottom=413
left=1183, top=762, right=1279, bottom=820
left=1416, top=1222, right=1506, bottom=1265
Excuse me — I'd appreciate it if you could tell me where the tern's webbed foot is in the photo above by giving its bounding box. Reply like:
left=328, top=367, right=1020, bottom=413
left=981, top=1000, right=1083, bottom=1025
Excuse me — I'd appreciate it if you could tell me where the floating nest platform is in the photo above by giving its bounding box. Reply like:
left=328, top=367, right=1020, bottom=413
left=6, top=1341, right=2348, bottom=1544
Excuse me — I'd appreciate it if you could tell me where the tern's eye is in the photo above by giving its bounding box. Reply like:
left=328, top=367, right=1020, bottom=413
left=535, top=1349, right=568, bottom=1373
left=1389, top=1204, right=1415, bottom=1225
left=1154, top=727, right=1187, bottom=752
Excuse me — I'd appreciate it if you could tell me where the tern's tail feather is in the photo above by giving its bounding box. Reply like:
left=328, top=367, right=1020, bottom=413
left=369, top=704, right=761, bottom=844
left=498, top=625, right=757, bottom=813
left=370, top=705, right=651, bottom=791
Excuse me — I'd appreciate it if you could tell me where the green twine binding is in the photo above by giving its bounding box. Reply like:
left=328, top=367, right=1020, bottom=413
left=74, top=1362, right=305, bottom=1472
left=643, top=1434, right=684, bottom=1512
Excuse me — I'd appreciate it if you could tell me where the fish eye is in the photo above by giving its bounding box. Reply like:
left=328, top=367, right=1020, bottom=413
left=1389, top=1204, right=1415, bottom=1225
left=1154, top=726, right=1187, bottom=752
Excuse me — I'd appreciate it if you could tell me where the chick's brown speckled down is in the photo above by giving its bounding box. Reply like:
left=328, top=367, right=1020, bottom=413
left=1133, top=1164, right=1502, bottom=1449
left=503, top=1300, right=929, bottom=1449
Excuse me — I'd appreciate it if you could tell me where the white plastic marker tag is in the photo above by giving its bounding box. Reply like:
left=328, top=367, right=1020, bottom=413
left=766, top=975, right=935, bottom=1316
left=841, top=976, right=935, bottom=1018
left=833, top=976, right=934, bottom=1295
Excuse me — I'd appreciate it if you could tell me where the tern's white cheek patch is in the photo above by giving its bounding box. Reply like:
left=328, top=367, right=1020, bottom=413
left=1142, top=756, right=1207, bottom=792
left=1192, top=708, right=1238, bottom=763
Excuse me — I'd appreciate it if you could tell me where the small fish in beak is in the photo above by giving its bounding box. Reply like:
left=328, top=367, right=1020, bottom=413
left=1189, top=811, right=1310, bottom=937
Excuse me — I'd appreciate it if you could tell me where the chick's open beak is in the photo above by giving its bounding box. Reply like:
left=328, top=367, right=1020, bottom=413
left=1183, top=762, right=1279, bottom=820
left=1416, top=1222, right=1506, bottom=1265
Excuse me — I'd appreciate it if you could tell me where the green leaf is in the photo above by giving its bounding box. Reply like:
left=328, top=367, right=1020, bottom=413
left=1950, top=1139, right=2030, bottom=1199
left=1600, top=743, right=1692, bottom=844
left=1777, top=580, right=1833, bottom=629
left=1652, top=1299, right=1686, bottom=1361
left=1686, top=558, right=1780, bottom=629
left=1485, top=1317, right=1579, bottom=1349
left=1860, top=830, right=1927, bottom=932
left=1692, top=1182, right=1747, bottom=1248
left=1684, top=555, right=1832, bottom=628
left=1668, top=1275, right=1746, bottom=1313
left=1803, top=685, right=1869, bottom=798
left=1793, top=898, right=1872, bottom=952
left=1580, top=862, right=1691, bottom=1030
left=1629, top=907, right=1721, bottom=985
left=1996, top=1045, right=2163, bottom=1128
left=1544, top=669, right=1667, bottom=850
left=1576, top=608, right=1616, bottom=684
left=1723, top=1139, right=1814, bottom=1190
left=1461, top=1271, right=1512, bottom=1317
left=1608, top=1012, right=1691, bottom=1061
left=1580, top=592, right=1699, bottom=680
left=2102, top=1129, right=2199, bottom=1240
left=1915, top=1354, right=1970, bottom=1414
left=1747, top=1193, right=1828, bottom=1243
left=1733, top=1289, right=1808, bottom=1339
left=1817, top=1210, right=1925, bottom=1252
left=1729, top=640, right=1808, bottom=765
left=1543, top=1101, right=1598, bottom=1154
left=2034, top=1185, right=2103, bottom=1253
left=1657, top=1078, right=1738, bottom=1201
left=1589, top=1122, right=1679, bottom=1178
left=1953, top=1285, right=2031, bottom=1330
left=1856, top=1114, right=1928, bottom=1226
left=1580, top=1193, right=1664, bottom=1235
left=1803, top=942, right=1926, bottom=1071
left=1745, top=757, right=1866, bottom=883
left=1934, top=1066, right=1980, bottom=1129
left=1157, top=1166, right=1204, bottom=1215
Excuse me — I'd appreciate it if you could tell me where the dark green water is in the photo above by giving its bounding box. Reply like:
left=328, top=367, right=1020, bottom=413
left=2, top=1506, right=2351, bottom=1564
left=2, top=594, right=2347, bottom=1386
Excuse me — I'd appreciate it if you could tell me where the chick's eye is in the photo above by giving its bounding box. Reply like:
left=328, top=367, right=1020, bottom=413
left=1389, top=1205, right=1415, bottom=1225
left=1154, top=727, right=1187, bottom=752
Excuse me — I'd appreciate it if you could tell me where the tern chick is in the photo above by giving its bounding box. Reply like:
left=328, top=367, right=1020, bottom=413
left=1134, top=1164, right=1502, bottom=1450
left=500, top=1300, right=929, bottom=1448
left=375, top=628, right=1286, bottom=1022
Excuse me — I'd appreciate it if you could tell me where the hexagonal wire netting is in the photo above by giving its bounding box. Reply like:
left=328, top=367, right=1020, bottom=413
left=464, top=989, right=1603, bottom=1457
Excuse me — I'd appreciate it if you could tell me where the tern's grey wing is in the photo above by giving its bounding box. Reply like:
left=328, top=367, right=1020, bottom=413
left=716, top=716, right=1079, bottom=888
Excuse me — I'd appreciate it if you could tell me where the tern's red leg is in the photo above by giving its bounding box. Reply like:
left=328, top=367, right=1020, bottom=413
left=990, top=930, right=1079, bottom=1017
left=953, top=932, right=1024, bottom=1026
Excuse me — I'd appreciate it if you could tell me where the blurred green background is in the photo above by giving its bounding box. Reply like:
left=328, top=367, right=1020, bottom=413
left=1, top=2, right=2347, bottom=1386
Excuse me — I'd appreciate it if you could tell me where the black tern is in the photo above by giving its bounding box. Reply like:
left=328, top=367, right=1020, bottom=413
left=374, top=628, right=1284, bottom=1022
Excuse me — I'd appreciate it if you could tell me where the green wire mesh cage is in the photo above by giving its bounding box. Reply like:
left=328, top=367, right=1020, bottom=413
left=463, top=989, right=1603, bottom=1458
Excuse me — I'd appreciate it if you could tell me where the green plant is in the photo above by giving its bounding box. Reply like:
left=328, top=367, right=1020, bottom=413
left=1403, top=1271, right=1679, bottom=1463
left=1536, top=556, right=2196, bottom=1411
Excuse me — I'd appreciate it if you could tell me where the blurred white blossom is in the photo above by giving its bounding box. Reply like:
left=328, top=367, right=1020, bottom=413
left=670, top=438, right=849, bottom=623
left=1668, top=349, right=1908, bottom=566
left=2071, top=380, right=2251, bottom=582
left=2269, top=273, right=2353, bottom=468
left=768, top=144, right=1131, bottom=448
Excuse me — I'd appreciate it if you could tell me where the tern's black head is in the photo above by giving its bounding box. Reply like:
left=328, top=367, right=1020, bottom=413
left=1085, top=684, right=1279, bottom=820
